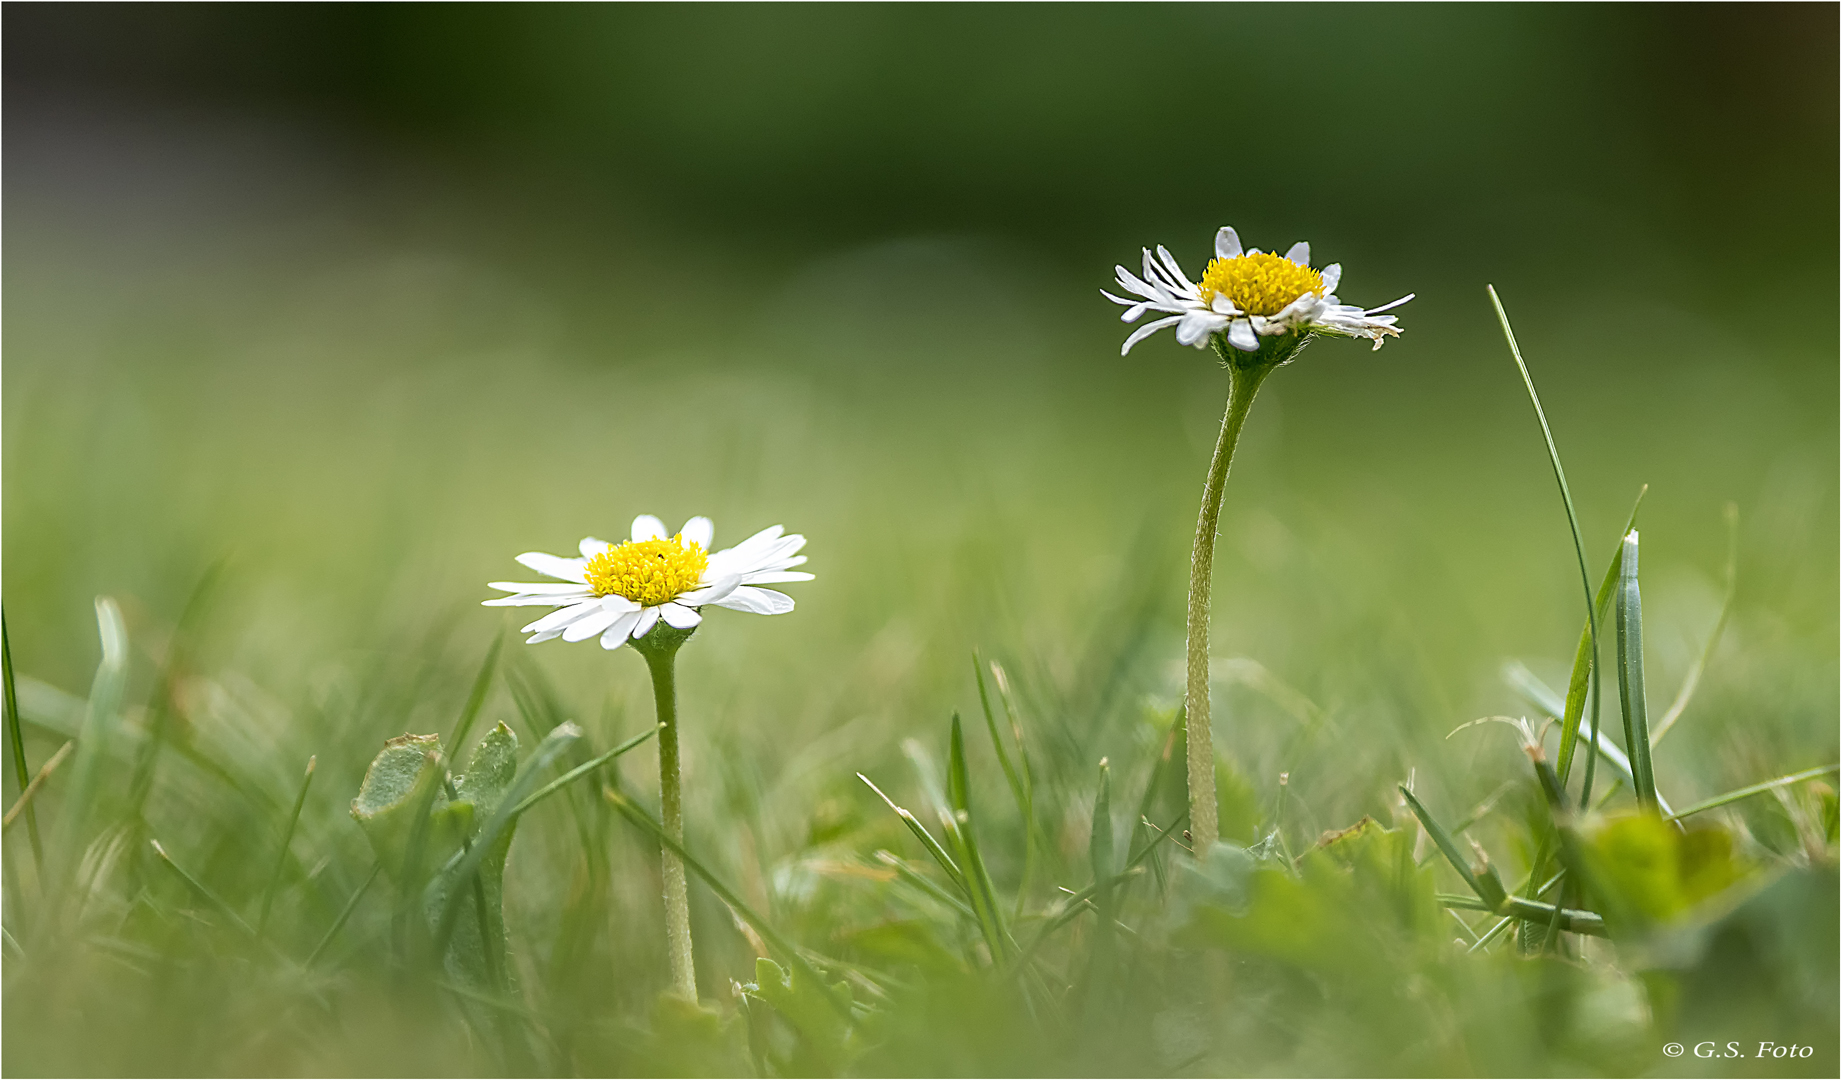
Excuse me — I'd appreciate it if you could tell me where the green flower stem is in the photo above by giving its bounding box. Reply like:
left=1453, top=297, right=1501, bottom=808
left=1185, top=340, right=1284, bottom=853
left=636, top=627, right=698, bottom=1001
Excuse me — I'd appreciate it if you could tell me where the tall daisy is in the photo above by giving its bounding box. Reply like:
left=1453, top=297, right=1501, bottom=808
left=484, top=514, right=812, bottom=1000
left=1102, top=226, right=1410, bottom=853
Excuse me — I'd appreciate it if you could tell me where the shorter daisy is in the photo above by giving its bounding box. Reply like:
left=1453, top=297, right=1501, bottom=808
left=1103, top=225, right=1412, bottom=356
left=483, top=514, right=812, bottom=648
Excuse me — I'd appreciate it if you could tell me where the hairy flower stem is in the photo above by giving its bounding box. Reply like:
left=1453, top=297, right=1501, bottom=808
left=1185, top=339, right=1289, bottom=853
left=636, top=628, right=697, bottom=1000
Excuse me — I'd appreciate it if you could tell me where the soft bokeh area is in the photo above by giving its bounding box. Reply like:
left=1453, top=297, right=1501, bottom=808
left=4, top=6, right=1836, bottom=1076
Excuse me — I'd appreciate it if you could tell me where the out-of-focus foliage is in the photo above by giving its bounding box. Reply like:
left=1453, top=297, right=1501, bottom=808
left=4, top=5, right=1836, bottom=1077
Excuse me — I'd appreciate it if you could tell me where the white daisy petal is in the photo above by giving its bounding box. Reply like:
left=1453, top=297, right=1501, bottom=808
left=600, top=594, right=640, bottom=614
left=631, top=515, right=667, bottom=542
left=488, top=581, right=588, bottom=595
left=1284, top=241, right=1310, bottom=266
left=599, top=611, right=641, bottom=649
left=579, top=536, right=614, bottom=559
left=1320, top=263, right=1342, bottom=294
left=631, top=607, right=662, bottom=639
left=522, top=601, right=600, bottom=635
left=527, top=629, right=564, bottom=644
left=712, top=586, right=796, bottom=615
left=484, top=593, right=590, bottom=607
left=659, top=603, right=702, bottom=629
left=516, top=552, right=589, bottom=582
left=1120, top=315, right=1183, bottom=355
left=678, top=572, right=743, bottom=607
left=1215, top=226, right=1242, bottom=260
left=679, top=516, right=714, bottom=549
left=744, top=570, right=816, bottom=584
left=563, top=607, right=622, bottom=642
left=1227, top=319, right=1260, bottom=352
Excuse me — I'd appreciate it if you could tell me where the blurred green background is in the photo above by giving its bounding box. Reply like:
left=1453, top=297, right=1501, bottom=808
left=2, top=5, right=1836, bottom=1071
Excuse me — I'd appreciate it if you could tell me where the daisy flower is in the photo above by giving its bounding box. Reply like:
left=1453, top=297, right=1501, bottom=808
left=1103, top=226, right=1412, bottom=355
left=483, top=514, right=812, bottom=648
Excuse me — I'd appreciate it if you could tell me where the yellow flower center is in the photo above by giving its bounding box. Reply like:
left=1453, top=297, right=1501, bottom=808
left=582, top=535, right=709, bottom=607
left=1197, top=252, right=1324, bottom=317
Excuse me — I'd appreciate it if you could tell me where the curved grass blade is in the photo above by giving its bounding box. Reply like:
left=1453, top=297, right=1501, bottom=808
left=1652, top=503, right=1738, bottom=747
left=1613, top=531, right=1658, bottom=810
left=858, top=772, right=966, bottom=894
left=947, top=713, right=1010, bottom=964
left=433, top=723, right=581, bottom=956
left=1554, top=486, right=1646, bottom=784
left=1399, top=784, right=1489, bottom=902
left=129, top=559, right=227, bottom=824
left=150, top=838, right=258, bottom=940
left=2, top=609, right=42, bottom=871
left=448, top=634, right=503, bottom=759
left=258, top=755, right=317, bottom=935
left=604, top=787, right=851, bottom=1023
left=1667, top=764, right=1840, bottom=822
left=504, top=724, right=659, bottom=819
left=1489, top=286, right=1606, bottom=808
left=307, top=863, right=382, bottom=968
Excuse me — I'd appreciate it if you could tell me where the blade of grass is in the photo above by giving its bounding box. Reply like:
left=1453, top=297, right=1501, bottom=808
left=257, top=755, right=316, bottom=935
left=604, top=786, right=852, bottom=1024
left=1489, top=286, right=1606, bottom=809
left=1613, top=531, right=1658, bottom=810
left=448, top=635, right=503, bottom=760
left=1505, top=663, right=1676, bottom=815
left=1011, top=808, right=1184, bottom=972
left=873, top=850, right=978, bottom=922
left=972, top=654, right=1029, bottom=829
left=149, top=839, right=258, bottom=940
left=306, top=863, right=382, bottom=967
left=505, top=725, right=660, bottom=819
left=1652, top=503, right=1738, bottom=747
left=2, top=609, right=42, bottom=871
left=1667, top=764, right=1840, bottom=821
left=432, top=723, right=582, bottom=957
left=946, top=713, right=1010, bottom=964
left=2, top=740, right=74, bottom=834
left=1398, top=784, right=1489, bottom=902
left=128, top=559, right=226, bottom=825
left=858, top=772, right=966, bottom=894
left=1554, top=487, right=1647, bottom=784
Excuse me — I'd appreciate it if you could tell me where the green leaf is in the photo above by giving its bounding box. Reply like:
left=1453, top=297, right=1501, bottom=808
left=746, top=957, right=855, bottom=1069
left=350, top=732, right=452, bottom=880
left=3, top=608, right=43, bottom=871
left=1613, top=531, right=1658, bottom=811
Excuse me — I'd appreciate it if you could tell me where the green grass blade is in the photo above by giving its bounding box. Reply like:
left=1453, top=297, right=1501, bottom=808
left=1667, top=764, right=1840, bottom=821
left=858, top=772, right=967, bottom=893
left=1613, top=531, right=1658, bottom=810
left=946, top=713, right=1010, bottom=963
left=1652, top=503, right=1738, bottom=747
left=307, top=863, right=382, bottom=968
left=128, top=559, right=226, bottom=825
left=1398, top=784, right=1489, bottom=902
left=605, top=787, right=851, bottom=1023
left=1555, top=487, right=1647, bottom=784
left=505, top=724, right=659, bottom=819
left=448, top=634, right=503, bottom=759
left=972, top=653, right=1028, bottom=825
left=54, top=599, right=130, bottom=882
left=433, top=723, right=581, bottom=956
left=1, top=609, right=42, bottom=872
left=874, top=850, right=978, bottom=921
left=150, top=839, right=259, bottom=940
left=258, top=755, right=317, bottom=935
left=1489, top=286, right=1606, bottom=809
